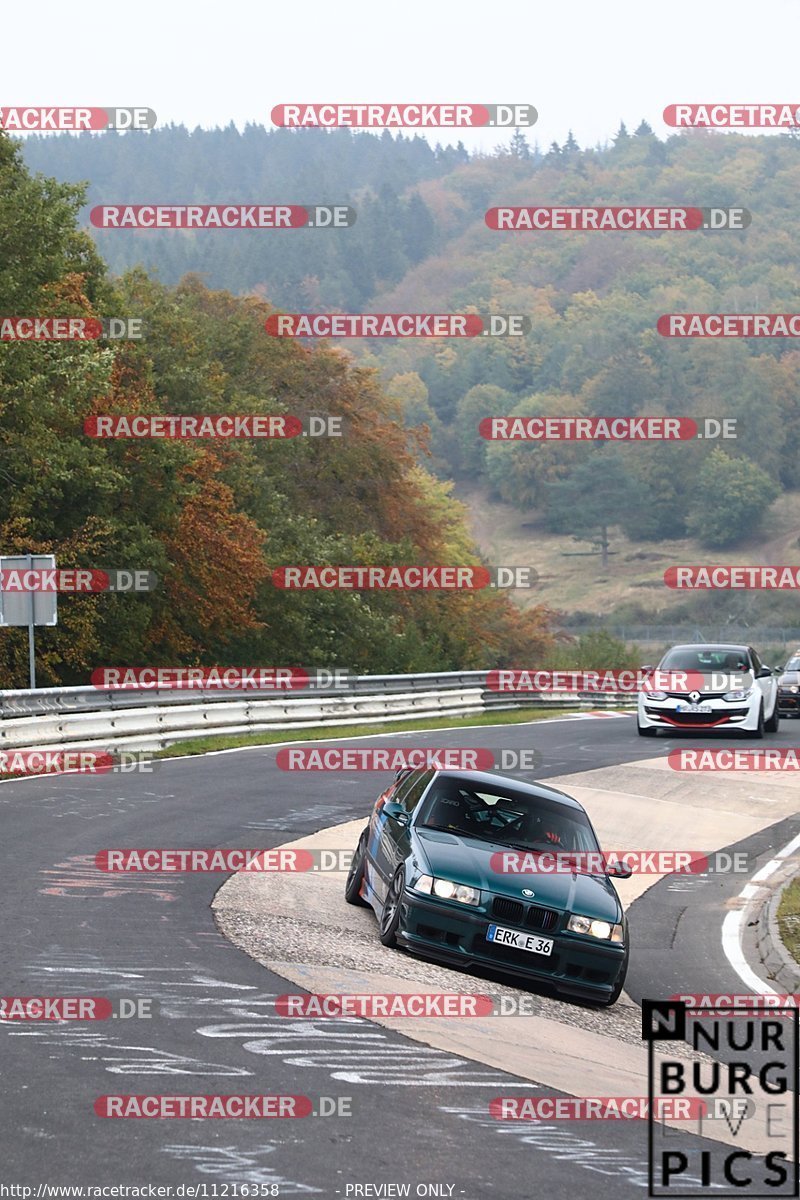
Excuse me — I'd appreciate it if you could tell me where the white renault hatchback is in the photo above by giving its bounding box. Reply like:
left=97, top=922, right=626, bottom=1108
left=637, top=643, right=779, bottom=738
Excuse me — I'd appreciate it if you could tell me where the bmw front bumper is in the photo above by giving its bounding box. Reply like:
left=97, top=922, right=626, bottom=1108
left=397, top=891, right=626, bottom=1002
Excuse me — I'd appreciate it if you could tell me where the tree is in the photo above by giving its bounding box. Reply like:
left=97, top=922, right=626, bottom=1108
left=509, top=130, right=531, bottom=160
left=454, top=384, right=514, bottom=474
left=634, top=119, right=654, bottom=136
left=543, top=447, right=646, bottom=568
left=562, top=130, right=580, bottom=154
left=400, top=192, right=436, bottom=264
left=685, top=450, right=779, bottom=548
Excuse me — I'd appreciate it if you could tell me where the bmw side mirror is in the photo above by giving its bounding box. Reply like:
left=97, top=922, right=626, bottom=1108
left=383, top=801, right=410, bottom=825
left=607, top=861, right=633, bottom=879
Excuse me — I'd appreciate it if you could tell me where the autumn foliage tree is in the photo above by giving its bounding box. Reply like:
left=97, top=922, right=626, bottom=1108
left=0, top=134, right=557, bottom=686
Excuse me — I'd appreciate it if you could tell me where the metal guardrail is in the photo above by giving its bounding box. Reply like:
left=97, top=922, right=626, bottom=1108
left=0, top=672, right=634, bottom=753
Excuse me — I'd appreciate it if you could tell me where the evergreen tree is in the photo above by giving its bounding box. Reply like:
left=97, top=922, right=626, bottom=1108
left=509, top=130, right=531, bottom=160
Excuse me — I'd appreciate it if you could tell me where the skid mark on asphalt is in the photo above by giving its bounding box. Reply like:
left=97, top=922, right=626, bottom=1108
left=161, top=1145, right=321, bottom=1194
left=244, top=804, right=359, bottom=831
left=12, top=955, right=526, bottom=1088
left=196, top=1011, right=539, bottom=1087
left=440, top=1105, right=715, bottom=1192
left=38, top=854, right=179, bottom=900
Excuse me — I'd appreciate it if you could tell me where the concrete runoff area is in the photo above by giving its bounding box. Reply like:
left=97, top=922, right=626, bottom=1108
left=213, top=756, right=800, bottom=1154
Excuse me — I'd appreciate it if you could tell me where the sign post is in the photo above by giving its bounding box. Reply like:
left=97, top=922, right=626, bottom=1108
left=0, top=554, right=58, bottom=689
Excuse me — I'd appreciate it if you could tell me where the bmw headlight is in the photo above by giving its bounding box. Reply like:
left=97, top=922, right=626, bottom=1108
left=568, top=914, right=624, bottom=942
left=413, top=874, right=479, bottom=906
left=780, top=685, right=799, bottom=694
left=723, top=688, right=753, bottom=702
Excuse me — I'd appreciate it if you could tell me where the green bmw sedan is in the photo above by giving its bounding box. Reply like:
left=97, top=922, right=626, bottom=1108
left=345, top=767, right=631, bottom=1006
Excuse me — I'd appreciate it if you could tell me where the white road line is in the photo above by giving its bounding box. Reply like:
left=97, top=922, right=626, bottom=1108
left=155, top=711, right=611, bottom=762
left=721, top=828, right=800, bottom=994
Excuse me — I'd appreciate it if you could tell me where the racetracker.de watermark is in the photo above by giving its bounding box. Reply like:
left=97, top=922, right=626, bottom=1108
left=271, top=103, right=537, bottom=127
left=663, top=104, right=800, bottom=127
left=274, top=746, right=541, bottom=771
left=0, top=317, right=145, bottom=340
left=486, top=849, right=748, bottom=874
left=93, top=1094, right=349, bottom=1118
left=664, top=566, right=800, bottom=589
left=83, top=415, right=342, bottom=439
left=0, top=107, right=156, bottom=130
left=89, top=667, right=353, bottom=690
left=669, top=749, right=800, bottom=772
left=485, top=207, right=750, bottom=231
left=478, top=416, right=736, bottom=441
left=271, top=565, right=537, bottom=589
left=658, top=314, right=800, bottom=337
left=90, top=205, right=355, bottom=229
left=264, top=313, right=530, bottom=337
left=490, top=1096, right=714, bottom=1121
left=0, top=568, right=157, bottom=592
left=0, top=751, right=153, bottom=778
left=486, top=669, right=706, bottom=692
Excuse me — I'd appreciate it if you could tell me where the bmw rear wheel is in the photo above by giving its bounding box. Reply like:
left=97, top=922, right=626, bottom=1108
left=344, top=829, right=370, bottom=907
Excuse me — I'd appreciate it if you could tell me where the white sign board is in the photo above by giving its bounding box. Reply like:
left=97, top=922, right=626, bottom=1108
left=0, top=554, right=58, bottom=626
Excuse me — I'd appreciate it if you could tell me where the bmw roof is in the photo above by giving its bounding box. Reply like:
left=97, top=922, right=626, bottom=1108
left=429, top=768, right=585, bottom=812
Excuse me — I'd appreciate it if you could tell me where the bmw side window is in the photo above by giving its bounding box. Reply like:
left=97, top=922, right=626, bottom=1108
left=389, top=769, right=419, bottom=806
left=401, top=769, right=435, bottom=813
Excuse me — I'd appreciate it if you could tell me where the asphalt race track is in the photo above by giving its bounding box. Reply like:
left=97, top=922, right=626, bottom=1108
left=1, top=714, right=797, bottom=1195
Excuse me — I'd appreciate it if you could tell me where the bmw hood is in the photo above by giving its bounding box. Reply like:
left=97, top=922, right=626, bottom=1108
left=413, top=829, right=622, bottom=922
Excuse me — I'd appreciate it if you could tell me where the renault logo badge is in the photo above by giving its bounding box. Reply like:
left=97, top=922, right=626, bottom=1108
left=690, top=691, right=700, bottom=703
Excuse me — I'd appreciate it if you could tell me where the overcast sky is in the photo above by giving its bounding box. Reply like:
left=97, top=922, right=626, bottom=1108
left=7, top=0, right=800, bottom=151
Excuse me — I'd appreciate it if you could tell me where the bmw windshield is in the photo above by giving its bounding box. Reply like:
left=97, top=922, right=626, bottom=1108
left=416, top=778, right=600, bottom=854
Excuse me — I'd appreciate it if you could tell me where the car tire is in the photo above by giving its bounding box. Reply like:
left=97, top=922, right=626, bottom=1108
left=747, top=702, right=765, bottom=740
left=637, top=718, right=657, bottom=737
left=344, top=829, right=370, bottom=907
left=765, top=701, right=780, bottom=734
left=379, top=866, right=406, bottom=947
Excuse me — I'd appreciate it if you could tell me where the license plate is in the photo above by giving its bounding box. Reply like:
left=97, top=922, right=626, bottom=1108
left=677, top=703, right=713, bottom=713
left=486, top=924, right=553, bottom=956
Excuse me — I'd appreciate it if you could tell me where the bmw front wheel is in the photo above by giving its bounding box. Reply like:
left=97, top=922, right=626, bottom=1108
left=379, top=867, right=406, bottom=947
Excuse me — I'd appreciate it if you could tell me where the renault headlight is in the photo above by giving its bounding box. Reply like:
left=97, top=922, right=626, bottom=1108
left=723, top=688, right=753, bottom=702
